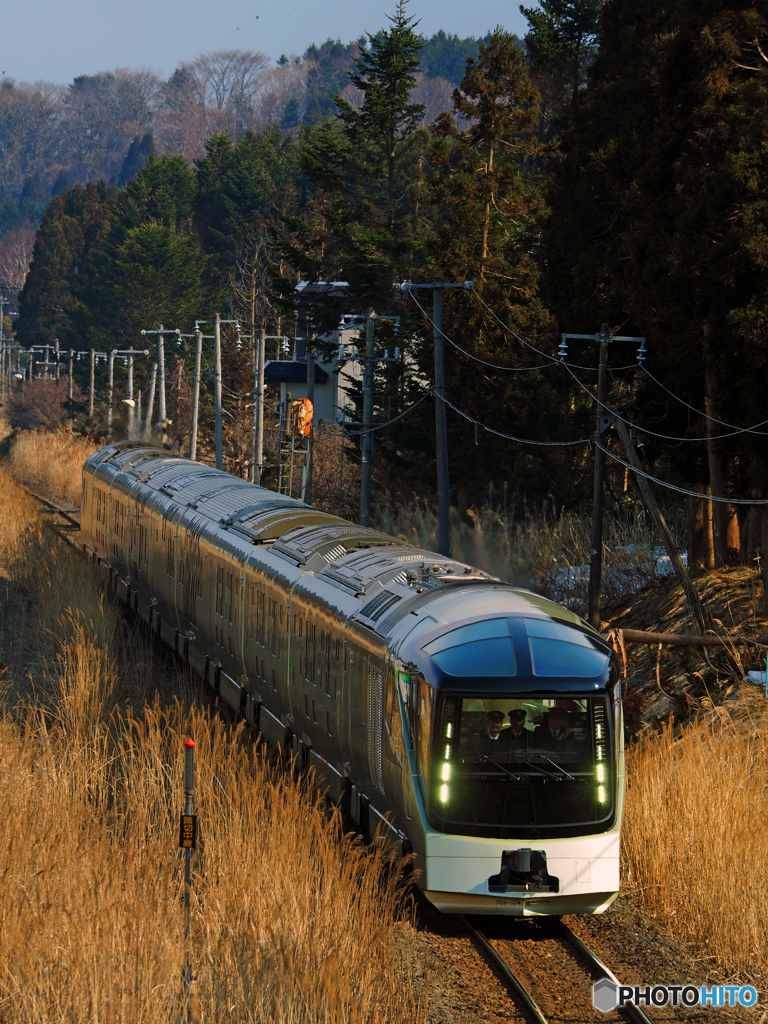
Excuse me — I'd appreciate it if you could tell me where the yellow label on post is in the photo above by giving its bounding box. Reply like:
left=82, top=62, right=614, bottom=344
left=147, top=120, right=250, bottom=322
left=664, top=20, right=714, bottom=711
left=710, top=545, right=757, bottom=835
left=179, top=814, right=197, bottom=849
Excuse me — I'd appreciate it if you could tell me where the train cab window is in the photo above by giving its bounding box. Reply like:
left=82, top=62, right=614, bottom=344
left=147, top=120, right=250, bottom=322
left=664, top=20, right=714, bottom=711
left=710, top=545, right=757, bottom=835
left=428, top=694, right=615, bottom=840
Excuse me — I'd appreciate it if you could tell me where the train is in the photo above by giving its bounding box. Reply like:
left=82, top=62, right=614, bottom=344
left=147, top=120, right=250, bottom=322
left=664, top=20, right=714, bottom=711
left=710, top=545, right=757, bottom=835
left=81, top=441, right=624, bottom=917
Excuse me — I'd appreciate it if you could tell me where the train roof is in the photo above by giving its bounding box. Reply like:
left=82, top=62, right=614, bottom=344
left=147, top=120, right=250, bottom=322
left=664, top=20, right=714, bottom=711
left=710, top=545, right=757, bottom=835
left=85, top=442, right=601, bottom=646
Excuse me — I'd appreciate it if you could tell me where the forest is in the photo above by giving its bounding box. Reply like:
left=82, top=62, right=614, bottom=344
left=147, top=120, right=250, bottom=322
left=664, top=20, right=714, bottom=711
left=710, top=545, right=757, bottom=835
left=4, top=0, right=768, bottom=569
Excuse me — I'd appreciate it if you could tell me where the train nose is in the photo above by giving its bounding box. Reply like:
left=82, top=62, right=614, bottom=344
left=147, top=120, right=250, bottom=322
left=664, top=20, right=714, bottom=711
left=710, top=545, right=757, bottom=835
left=489, top=849, right=559, bottom=893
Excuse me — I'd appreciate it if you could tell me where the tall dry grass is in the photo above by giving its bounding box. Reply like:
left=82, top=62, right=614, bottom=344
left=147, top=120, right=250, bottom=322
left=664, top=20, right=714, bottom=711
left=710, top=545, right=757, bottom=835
left=622, top=702, right=768, bottom=982
left=6, top=428, right=98, bottom=505
left=0, top=468, right=426, bottom=1022
left=374, top=499, right=687, bottom=610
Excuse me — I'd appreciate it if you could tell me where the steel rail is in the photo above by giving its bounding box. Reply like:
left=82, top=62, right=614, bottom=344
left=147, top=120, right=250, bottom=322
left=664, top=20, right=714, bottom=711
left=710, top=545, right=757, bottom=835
left=558, top=921, right=655, bottom=1024
left=459, top=915, right=550, bottom=1024
left=11, top=474, right=82, bottom=546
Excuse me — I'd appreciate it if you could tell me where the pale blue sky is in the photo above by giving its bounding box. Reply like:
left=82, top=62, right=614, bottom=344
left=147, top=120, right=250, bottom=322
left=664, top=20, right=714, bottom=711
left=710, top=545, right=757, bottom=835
left=2, top=0, right=530, bottom=85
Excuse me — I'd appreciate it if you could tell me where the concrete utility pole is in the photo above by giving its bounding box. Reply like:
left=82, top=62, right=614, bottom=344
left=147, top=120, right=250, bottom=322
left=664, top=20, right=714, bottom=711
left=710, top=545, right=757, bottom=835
left=55, top=340, right=60, bottom=381
left=68, top=350, right=74, bottom=406
left=432, top=279, right=451, bottom=558
left=360, top=311, right=376, bottom=527
left=107, top=350, right=115, bottom=437
left=0, top=295, right=6, bottom=405
left=88, top=349, right=95, bottom=419
left=214, top=313, right=223, bottom=470
left=255, top=328, right=266, bottom=484
left=158, top=325, right=166, bottom=434
left=397, top=279, right=474, bottom=557
left=588, top=323, right=611, bottom=629
left=189, top=327, right=203, bottom=461
left=145, top=363, right=157, bottom=440
left=127, top=352, right=135, bottom=435
left=560, top=325, right=646, bottom=629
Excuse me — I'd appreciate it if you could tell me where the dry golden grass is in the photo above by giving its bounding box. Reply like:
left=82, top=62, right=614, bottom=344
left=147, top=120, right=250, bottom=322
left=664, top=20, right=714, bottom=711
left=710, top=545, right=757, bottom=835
left=6, top=428, right=98, bottom=505
left=0, top=472, right=427, bottom=1023
left=622, top=701, right=768, bottom=982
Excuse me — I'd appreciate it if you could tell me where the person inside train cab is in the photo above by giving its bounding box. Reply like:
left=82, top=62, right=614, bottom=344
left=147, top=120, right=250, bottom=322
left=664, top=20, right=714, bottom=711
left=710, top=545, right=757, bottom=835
left=507, top=708, right=530, bottom=751
left=479, top=710, right=506, bottom=753
left=532, top=706, right=574, bottom=751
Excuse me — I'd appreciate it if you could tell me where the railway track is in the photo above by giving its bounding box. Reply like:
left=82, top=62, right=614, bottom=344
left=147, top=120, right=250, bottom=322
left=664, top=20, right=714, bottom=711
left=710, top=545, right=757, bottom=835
left=13, top=474, right=82, bottom=545
left=460, top=915, right=655, bottom=1024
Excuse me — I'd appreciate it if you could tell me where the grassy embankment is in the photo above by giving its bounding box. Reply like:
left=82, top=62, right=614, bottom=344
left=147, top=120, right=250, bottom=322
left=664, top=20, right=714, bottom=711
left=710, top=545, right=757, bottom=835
left=0, top=457, right=425, bottom=1022
left=4, top=427, right=767, bottom=991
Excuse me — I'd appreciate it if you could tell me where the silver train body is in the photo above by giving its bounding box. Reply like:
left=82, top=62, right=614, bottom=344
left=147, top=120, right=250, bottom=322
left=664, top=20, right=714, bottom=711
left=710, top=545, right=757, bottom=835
left=82, top=443, right=624, bottom=917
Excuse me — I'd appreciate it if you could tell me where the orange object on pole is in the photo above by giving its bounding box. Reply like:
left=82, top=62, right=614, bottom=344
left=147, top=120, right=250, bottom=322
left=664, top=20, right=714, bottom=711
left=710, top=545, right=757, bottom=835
left=291, top=398, right=313, bottom=437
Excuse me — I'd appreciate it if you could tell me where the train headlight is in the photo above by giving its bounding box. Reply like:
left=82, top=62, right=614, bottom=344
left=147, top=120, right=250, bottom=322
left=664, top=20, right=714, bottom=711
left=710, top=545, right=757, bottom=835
left=596, top=764, right=605, bottom=783
left=439, top=784, right=449, bottom=803
left=598, top=786, right=607, bottom=804
left=441, top=763, right=450, bottom=781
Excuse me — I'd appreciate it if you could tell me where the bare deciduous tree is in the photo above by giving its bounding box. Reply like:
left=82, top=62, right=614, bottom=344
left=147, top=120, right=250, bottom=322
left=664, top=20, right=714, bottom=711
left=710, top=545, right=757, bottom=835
left=0, top=221, right=36, bottom=297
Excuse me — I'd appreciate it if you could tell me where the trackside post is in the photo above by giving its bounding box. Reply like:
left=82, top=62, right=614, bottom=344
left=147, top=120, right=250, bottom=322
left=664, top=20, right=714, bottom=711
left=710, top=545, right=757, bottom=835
left=179, top=738, right=197, bottom=1014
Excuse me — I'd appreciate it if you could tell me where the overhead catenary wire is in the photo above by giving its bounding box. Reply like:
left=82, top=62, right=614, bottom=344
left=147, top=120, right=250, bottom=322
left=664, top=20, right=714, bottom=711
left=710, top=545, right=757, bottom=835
left=639, top=364, right=768, bottom=437
left=595, top=440, right=768, bottom=505
left=561, top=361, right=768, bottom=444
left=440, top=392, right=592, bottom=447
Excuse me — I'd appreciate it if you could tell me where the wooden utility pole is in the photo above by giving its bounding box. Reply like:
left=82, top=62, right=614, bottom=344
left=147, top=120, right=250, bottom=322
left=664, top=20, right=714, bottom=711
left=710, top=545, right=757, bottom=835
left=614, top=416, right=707, bottom=633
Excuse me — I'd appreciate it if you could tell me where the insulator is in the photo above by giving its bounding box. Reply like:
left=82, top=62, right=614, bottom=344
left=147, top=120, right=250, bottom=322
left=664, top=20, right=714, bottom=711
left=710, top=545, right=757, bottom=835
left=637, top=340, right=647, bottom=363
left=558, top=338, right=568, bottom=359
left=394, top=347, right=401, bottom=360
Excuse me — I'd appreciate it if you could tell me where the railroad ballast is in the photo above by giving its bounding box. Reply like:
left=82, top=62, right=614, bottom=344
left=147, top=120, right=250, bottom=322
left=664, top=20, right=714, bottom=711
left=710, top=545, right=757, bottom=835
left=82, top=442, right=624, bottom=917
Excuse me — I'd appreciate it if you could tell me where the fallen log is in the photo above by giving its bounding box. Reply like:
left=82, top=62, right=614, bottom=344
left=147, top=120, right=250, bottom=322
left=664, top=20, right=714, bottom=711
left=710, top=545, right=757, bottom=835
left=608, top=627, right=768, bottom=649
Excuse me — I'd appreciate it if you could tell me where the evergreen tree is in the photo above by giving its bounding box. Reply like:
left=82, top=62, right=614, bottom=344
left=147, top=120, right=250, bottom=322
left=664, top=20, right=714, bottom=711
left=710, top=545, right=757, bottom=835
left=542, top=0, right=768, bottom=553
left=520, top=0, right=602, bottom=121
left=283, top=0, right=428, bottom=338
left=17, top=181, right=115, bottom=346
left=417, top=30, right=582, bottom=503
left=117, top=132, right=155, bottom=187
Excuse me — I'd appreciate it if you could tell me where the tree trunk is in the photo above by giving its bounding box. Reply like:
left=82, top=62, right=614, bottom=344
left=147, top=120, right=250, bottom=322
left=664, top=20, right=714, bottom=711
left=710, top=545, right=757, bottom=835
left=761, top=506, right=768, bottom=615
left=688, top=485, right=707, bottom=570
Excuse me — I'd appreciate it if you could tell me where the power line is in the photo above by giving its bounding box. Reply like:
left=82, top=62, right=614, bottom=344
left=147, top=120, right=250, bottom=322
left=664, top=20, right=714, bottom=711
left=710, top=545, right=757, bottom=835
left=562, top=361, right=768, bottom=444
left=345, top=389, right=432, bottom=435
left=441, top=392, right=591, bottom=447
left=639, top=365, right=768, bottom=437
left=407, top=291, right=554, bottom=372
left=595, top=440, right=768, bottom=505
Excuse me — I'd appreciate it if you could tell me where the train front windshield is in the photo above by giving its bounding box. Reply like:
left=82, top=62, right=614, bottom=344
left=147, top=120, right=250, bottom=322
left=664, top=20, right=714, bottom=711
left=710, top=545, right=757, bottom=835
left=430, top=695, right=615, bottom=839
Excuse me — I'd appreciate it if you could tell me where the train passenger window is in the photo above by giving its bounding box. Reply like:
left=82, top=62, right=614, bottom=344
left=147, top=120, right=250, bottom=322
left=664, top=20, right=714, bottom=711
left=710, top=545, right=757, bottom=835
left=524, top=618, right=609, bottom=677
left=215, top=567, right=224, bottom=616
left=384, top=666, right=406, bottom=767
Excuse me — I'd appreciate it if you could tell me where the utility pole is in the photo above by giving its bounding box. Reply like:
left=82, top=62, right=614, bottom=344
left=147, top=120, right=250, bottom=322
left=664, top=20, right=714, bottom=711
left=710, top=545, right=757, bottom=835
left=68, top=349, right=74, bottom=407
left=107, top=349, right=115, bottom=437
left=127, top=352, right=135, bottom=436
left=304, top=334, right=315, bottom=504
left=141, top=326, right=180, bottom=442
left=432, top=279, right=451, bottom=557
left=88, top=348, right=95, bottom=419
left=55, top=340, right=60, bottom=381
left=256, top=328, right=266, bottom=485
left=145, top=363, right=157, bottom=440
left=360, top=312, right=376, bottom=526
left=560, top=326, right=646, bottom=629
left=214, top=313, right=223, bottom=470
left=397, top=279, right=474, bottom=557
left=588, top=323, right=610, bottom=629
left=189, top=327, right=203, bottom=460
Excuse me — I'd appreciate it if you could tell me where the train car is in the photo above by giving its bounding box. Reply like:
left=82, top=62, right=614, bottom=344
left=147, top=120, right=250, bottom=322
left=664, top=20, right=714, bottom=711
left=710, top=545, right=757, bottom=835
left=81, top=442, right=624, bottom=917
